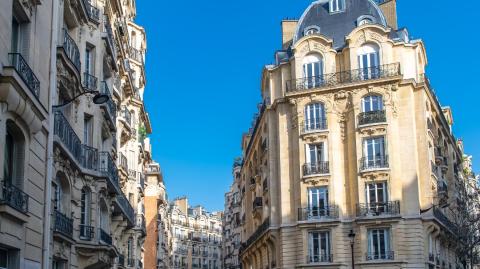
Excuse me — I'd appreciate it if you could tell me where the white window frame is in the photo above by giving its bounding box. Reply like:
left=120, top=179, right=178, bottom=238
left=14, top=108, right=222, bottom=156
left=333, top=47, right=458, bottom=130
left=0, top=248, right=8, bottom=269
left=304, top=26, right=320, bottom=36
left=302, top=54, right=324, bottom=89
left=363, top=136, right=386, bottom=167
left=304, top=103, right=326, bottom=132
left=329, top=0, right=345, bottom=13
left=308, top=187, right=329, bottom=218
left=305, top=143, right=327, bottom=165
left=358, top=44, right=380, bottom=79
left=362, top=95, right=384, bottom=112
left=308, top=231, right=331, bottom=263
left=367, top=228, right=391, bottom=259
left=80, top=188, right=91, bottom=227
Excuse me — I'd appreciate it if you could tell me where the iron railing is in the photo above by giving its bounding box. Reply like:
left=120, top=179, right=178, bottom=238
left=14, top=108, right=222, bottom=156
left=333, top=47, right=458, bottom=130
left=129, top=46, right=144, bottom=64
left=303, top=162, right=330, bottom=176
left=8, top=53, right=40, bottom=98
left=54, top=111, right=83, bottom=163
left=79, top=225, right=95, bottom=240
left=366, top=251, right=394, bottom=260
left=128, top=169, right=137, bottom=179
left=102, top=14, right=117, bottom=60
left=116, top=193, right=135, bottom=224
left=135, top=214, right=146, bottom=233
left=240, top=218, right=270, bottom=254
left=298, top=205, right=339, bottom=221
left=359, top=155, right=389, bottom=171
left=356, top=201, right=400, bottom=217
left=83, top=0, right=99, bottom=22
left=81, top=144, right=98, bottom=170
left=99, top=152, right=120, bottom=193
left=62, top=29, right=81, bottom=71
left=100, top=81, right=117, bottom=123
left=0, top=181, right=29, bottom=213
left=83, top=72, right=98, bottom=91
left=137, top=260, right=143, bottom=269
left=54, top=210, right=73, bottom=237
left=358, top=110, right=386, bottom=126
left=99, top=228, right=112, bottom=245
left=307, top=254, right=333, bottom=263
left=303, top=119, right=327, bottom=133
left=286, top=63, right=401, bottom=93
left=120, top=108, right=132, bottom=126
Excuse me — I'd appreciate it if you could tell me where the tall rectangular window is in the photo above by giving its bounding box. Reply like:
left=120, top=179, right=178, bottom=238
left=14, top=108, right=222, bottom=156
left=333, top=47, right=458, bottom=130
left=85, top=46, right=94, bottom=75
left=308, top=187, right=329, bottom=218
left=329, top=0, right=345, bottom=13
left=306, top=143, right=325, bottom=165
left=367, top=228, right=391, bottom=260
left=304, top=103, right=326, bottom=131
left=308, top=231, right=331, bottom=263
left=366, top=182, right=388, bottom=213
left=11, top=17, right=21, bottom=53
left=363, top=136, right=386, bottom=168
left=83, top=114, right=93, bottom=146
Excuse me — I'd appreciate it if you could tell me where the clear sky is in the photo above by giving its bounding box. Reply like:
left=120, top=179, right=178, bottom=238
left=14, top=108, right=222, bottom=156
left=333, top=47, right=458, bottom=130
left=136, top=0, right=480, bottom=211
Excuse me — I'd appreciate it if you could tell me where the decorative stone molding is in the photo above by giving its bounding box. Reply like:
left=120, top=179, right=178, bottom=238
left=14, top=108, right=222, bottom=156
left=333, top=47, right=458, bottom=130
left=302, top=177, right=329, bottom=186
left=358, top=125, right=387, bottom=136
left=360, top=170, right=390, bottom=181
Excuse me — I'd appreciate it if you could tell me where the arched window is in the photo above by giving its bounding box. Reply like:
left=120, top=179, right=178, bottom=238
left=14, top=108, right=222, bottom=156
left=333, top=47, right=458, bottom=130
left=127, top=237, right=134, bottom=266
left=53, top=172, right=70, bottom=214
left=80, top=188, right=92, bottom=239
left=304, top=26, right=320, bottom=36
left=304, top=103, right=327, bottom=132
left=358, top=44, right=380, bottom=79
left=362, top=95, right=384, bottom=112
left=3, top=120, right=25, bottom=188
left=302, top=54, right=324, bottom=89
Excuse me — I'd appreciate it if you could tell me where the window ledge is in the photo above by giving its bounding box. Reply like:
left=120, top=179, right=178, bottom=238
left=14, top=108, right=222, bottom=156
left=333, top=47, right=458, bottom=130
left=0, top=204, right=29, bottom=223
left=301, top=129, right=329, bottom=136
left=357, top=259, right=406, bottom=265
left=302, top=173, right=331, bottom=179
left=359, top=167, right=390, bottom=174
left=357, top=122, right=388, bottom=129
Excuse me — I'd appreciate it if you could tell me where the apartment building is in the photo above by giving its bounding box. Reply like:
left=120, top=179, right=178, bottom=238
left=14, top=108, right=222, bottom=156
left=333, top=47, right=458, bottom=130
left=231, top=0, right=469, bottom=268
left=0, top=0, right=157, bottom=268
left=223, top=160, right=243, bottom=269
left=170, top=197, right=223, bottom=269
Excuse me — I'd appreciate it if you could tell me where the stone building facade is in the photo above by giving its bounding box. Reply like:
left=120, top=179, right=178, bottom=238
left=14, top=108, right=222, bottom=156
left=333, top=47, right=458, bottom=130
left=169, top=197, right=223, bottom=269
left=230, top=0, right=469, bottom=269
left=0, top=0, right=159, bottom=268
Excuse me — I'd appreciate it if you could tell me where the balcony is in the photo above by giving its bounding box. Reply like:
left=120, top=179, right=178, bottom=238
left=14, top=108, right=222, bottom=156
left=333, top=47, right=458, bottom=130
left=359, top=155, right=389, bottom=171
left=135, top=214, right=146, bottom=235
left=239, top=217, right=270, bottom=254
left=433, top=206, right=457, bottom=233
left=358, top=110, right=386, bottom=126
left=119, top=152, right=128, bottom=173
left=128, top=169, right=137, bottom=179
left=307, top=254, right=333, bottom=263
left=79, top=225, right=95, bottom=241
left=303, top=162, right=329, bottom=176
left=83, top=0, right=99, bottom=22
left=114, top=193, right=135, bottom=226
left=119, top=108, right=132, bottom=127
left=54, top=210, right=73, bottom=238
left=61, top=29, right=81, bottom=71
left=7, top=53, right=40, bottom=98
left=356, top=201, right=400, bottom=217
left=128, top=46, right=144, bottom=64
left=0, top=181, right=29, bottom=214
left=83, top=72, right=98, bottom=91
left=54, top=111, right=82, bottom=163
left=366, top=251, right=394, bottom=261
left=302, top=119, right=327, bottom=133
left=99, top=152, right=120, bottom=194
left=81, top=145, right=98, bottom=170
left=298, top=205, right=338, bottom=221
left=102, top=14, right=117, bottom=61
left=99, top=82, right=117, bottom=127
left=99, top=228, right=112, bottom=245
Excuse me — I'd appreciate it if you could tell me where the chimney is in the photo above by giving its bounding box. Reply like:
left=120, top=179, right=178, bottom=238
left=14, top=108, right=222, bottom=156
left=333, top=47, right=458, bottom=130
left=281, top=20, right=298, bottom=49
left=379, top=0, right=398, bottom=30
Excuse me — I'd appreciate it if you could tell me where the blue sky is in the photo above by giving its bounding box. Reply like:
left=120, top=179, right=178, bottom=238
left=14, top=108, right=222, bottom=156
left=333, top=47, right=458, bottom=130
left=136, top=0, right=480, bottom=211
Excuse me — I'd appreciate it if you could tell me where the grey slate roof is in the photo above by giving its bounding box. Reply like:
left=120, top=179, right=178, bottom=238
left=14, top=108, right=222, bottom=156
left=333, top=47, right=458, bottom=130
left=294, top=0, right=387, bottom=49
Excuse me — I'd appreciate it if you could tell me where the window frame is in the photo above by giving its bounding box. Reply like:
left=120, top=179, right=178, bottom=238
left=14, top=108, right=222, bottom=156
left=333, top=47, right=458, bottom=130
left=329, top=0, right=346, bottom=13
left=307, top=187, right=329, bottom=218
left=363, top=136, right=386, bottom=164
left=308, top=231, right=331, bottom=263
left=362, top=95, right=384, bottom=113
left=304, top=103, right=326, bottom=132
left=367, top=228, right=391, bottom=259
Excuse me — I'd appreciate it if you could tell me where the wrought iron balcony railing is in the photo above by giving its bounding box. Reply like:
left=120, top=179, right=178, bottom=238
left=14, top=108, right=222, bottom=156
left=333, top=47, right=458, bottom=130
left=433, top=206, right=457, bottom=233
left=240, top=217, right=270, bottom=254
left=8, top=53, right=40, bottom=98
left=99, top=152, right=120, bottom=193
left=366, top=251, right=394, bottom=261
left=307, top=254, right=333, bottom=263
left=359, top=155, right=389, bottom=171
left=54, top=210, right=73, bottom=237
left=79, top=225, right=95, bottom=240
left=356, top=201, right=400, bottom=217
left=303, top=161, right=330, bottom=176
left=120, top=108, right=132, bottom=126
left=0, top=181, right=29, bottom=213
left=298, top=205, right=339, bottom=221
left=54, top=111, right=83, bottom=162
left=129, top=46, right=144, bottom=64
left=99, top=228, right=112, bottom=245
left=83, top=0, right=99, bottom=22
left=81, top=144, right=98, bottom=170
left=358, top=110, right=386, bottom=126
left=102, top=14, right=117, bottom=60
left=100, top=81, right=117, bottom=123
left=116, top=193, right=135, bottom=224
left=286, top=63, right=401, bottom=93
left=83, top=72, right=98, bottom=91
left=62, top=29, right=81, bottom=71
left=303, top=119, right=327, bottom=133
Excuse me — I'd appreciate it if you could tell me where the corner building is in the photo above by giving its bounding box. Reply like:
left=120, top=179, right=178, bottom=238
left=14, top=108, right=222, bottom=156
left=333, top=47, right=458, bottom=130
left=236, top=1, right=466, bottom=269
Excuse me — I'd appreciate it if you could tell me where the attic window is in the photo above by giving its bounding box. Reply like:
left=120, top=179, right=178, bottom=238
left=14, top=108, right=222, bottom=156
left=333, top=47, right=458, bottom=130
left=357, top=15, right=376, bottom=26
left=304, top=26, right=320, bottom=36
left=329, top=0, right=345, bottom=13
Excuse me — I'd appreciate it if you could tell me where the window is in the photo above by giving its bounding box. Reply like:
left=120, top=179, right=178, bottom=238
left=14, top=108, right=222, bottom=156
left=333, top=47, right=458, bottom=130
left=302, top=54, right=323, bottom=89
left=85, top=46, right=94, bottom=75
left=53, top=182, right=62, bottom=212
left=11, top=17, right=21, bottom=53
left=367, top=228, right=391, bottom=260
left=362, top=95, right=383, bottom=112
left=304, top=26, right=320, bottom=36
left=365, top=182, right=388, bottom=213
left=358, top=44, right=380, bottom=79
left=308, top=187, right=329, bottom=218
left=83, top=114, right=93, bottom=146
left=0, top=249, right=7, bottom=269
left=80, top=188, right=91, bottom=238
left=304, top=103, right=326, bottom=131
left=362, top=137, right=387, bottom=169
left=3, top=121, right=25, bottom=188
left=308, top=231, right=331, bottom=263
left=329, top=0, right=345, bottom=13
left=358, top=17, right=374, bottom=26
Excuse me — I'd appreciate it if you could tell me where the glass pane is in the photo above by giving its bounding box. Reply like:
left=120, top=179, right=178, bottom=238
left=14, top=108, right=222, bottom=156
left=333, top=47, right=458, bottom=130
left=0, top=249, right=7, bottom=267
left=4, top=131, right=14, bottom=185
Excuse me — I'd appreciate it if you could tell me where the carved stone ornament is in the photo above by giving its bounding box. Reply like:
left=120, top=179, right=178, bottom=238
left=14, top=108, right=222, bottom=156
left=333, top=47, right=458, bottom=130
left=302, top=132, right=328, bottom=143
left=355, top=32, right=367, bottom=47
left=360, top=171, right=390, bottom=181
left=358, top=126, right=387, bottom=136
left=303, top=177, right=329, bottom=186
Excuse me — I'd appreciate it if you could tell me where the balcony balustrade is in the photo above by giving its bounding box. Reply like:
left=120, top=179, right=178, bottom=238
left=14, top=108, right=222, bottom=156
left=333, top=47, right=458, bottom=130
left=298, top=205, right=339, bottom=221
left=99, top=152, right=120, bottom=193
left=303, top=161, right=329, bottom=176
left=307, top=254, right=333, bottom=263
left=119, top=108, right=132, bottom=127
left=99, top=228, right=112, bottom=245
left=7, top=53, right=40, bottom=98
left=54, top=111, right=82, bottom=162
left=286, top=63, right=401, bottom=93
left=102, top=15, right=117, bottom=60
left=303, top=119, right=327, bottom=133
left=358, top=110, right=386, bottom=126
left=0, top=181, right=29, bottom=214
left=61, top=29, right=81, bottom=71
left=433, top=206, right=457, bottom=233
left=79, top=225, right=95, bottom=240
left=359, top=155, right=389, bottom=171
left=83, top=72, right=98, bottom=91
left=100, top=82, right=117, bottom=123
left=128, top=169, right=137, bottom=179
left=128, top=46, right=144, bottom=64
left=356, top=201, right=400, bottom=217
left=115, top=193, right=135, bottom=225
left=81, top=145, right=98, bottom=170
left=54, top=210, right=73, bottom=238
left=83, top=0, right=99, bottom=22
left=366, top=251, right=394, bottom=261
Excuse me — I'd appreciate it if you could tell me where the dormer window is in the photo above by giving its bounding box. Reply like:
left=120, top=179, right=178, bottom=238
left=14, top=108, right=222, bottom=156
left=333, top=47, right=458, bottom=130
left=329, top=0, right=345, bottom=13
left=304, top=26, right=320, bottom=36
left=357, top=15, right=376, bottom=26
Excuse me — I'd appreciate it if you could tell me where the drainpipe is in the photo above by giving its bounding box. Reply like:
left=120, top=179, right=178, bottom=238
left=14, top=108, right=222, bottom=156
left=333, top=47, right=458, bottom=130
left=43, top=0, right=60, bottom=267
